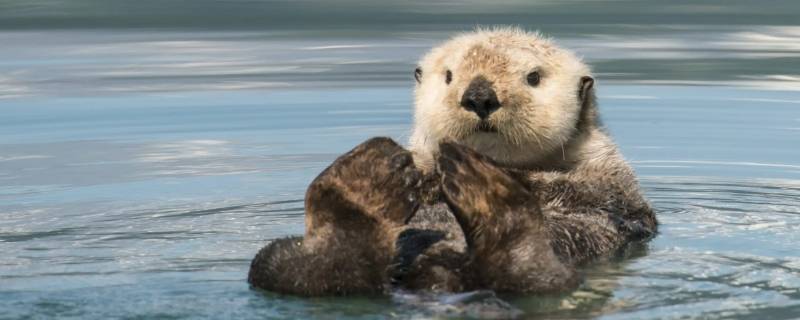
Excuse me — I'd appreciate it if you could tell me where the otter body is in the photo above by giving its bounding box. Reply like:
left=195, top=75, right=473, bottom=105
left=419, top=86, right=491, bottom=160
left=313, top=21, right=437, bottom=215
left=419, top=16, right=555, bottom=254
left=248, top=28, right=657, bottom=296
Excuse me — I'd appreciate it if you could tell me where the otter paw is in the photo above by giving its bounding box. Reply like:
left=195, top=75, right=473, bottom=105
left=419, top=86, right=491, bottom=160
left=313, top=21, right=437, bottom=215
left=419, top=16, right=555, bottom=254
left=307, top=137, right=422, bottom=227
left=436, top=142, right=537, bottom=247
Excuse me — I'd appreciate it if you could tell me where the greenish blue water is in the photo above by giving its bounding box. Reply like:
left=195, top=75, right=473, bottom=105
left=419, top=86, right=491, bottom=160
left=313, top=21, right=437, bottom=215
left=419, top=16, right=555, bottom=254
left=1, top=1, right=799, bottom=319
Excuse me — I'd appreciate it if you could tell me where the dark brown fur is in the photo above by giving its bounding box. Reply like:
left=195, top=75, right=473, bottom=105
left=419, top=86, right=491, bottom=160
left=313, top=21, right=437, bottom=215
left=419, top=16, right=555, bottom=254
left=248, top=137, right=656, bottom=296
left=248, top=137, right=422, bottom=296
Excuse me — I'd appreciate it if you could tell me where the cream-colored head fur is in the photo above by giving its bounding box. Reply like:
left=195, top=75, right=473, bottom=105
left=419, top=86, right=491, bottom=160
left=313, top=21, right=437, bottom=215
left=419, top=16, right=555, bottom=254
left=409, top=27, right=596, bottom=170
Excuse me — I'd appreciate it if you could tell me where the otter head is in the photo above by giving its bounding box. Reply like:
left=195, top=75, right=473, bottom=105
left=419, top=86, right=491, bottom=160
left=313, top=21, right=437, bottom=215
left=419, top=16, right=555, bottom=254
left=409, top=28, right=597, bottom=171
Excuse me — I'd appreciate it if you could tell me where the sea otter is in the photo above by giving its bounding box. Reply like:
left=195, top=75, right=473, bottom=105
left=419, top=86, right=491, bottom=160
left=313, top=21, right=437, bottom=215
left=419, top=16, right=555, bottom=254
left=248, top=27, right=657, bottom=296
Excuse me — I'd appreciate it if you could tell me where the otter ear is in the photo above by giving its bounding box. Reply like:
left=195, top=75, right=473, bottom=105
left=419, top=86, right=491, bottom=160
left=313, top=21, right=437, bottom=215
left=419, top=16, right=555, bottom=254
left=414, top=67, right=423, bottom=84
left=578, top=76, right=594, bottom=103
left=576, top=76, right=599, bottom=131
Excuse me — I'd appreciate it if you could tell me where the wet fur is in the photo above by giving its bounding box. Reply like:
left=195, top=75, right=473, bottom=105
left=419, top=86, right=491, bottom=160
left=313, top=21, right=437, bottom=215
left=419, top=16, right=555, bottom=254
left=249, top=137, right=656, bottom=295
left=249, top=28, right=657, bottom=296
left=249, top=138, right=422, bottom=295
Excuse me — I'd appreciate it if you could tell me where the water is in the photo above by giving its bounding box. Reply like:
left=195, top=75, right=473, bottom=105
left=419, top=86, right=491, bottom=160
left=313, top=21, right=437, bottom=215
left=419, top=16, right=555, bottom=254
left=1, top=1, right=799, bottom=319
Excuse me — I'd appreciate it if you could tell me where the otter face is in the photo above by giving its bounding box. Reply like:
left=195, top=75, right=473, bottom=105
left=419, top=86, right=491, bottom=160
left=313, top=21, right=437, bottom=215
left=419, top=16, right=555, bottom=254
left=410, top=28, right=595, bottom=169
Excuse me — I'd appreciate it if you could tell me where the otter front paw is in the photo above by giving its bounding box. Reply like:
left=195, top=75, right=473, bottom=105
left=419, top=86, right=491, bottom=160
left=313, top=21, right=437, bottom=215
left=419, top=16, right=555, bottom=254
left=436, top=142, right=578, bottom=293
left=436, top=142, right=539, bottom=250
left=305, top=137, right=422, bottom=233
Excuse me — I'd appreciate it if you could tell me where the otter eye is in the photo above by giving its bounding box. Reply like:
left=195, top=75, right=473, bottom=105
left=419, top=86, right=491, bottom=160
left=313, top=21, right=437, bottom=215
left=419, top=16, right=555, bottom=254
left=526, top=71, right=541, bottom=86
left=445, top=70, right=452, bottom=84
left=414, top=67, right=422, bottom=83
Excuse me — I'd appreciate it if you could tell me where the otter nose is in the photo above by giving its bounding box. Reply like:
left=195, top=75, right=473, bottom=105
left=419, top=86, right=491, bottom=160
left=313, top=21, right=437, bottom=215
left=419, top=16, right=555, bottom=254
left=460, top=76, right=500, bottom=120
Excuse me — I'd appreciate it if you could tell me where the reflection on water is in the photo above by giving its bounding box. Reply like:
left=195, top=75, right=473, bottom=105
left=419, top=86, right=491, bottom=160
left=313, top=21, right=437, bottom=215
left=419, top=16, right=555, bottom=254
left=2, top=26, right=800, bottom=99
left=1, top=1, right=799, bottom=319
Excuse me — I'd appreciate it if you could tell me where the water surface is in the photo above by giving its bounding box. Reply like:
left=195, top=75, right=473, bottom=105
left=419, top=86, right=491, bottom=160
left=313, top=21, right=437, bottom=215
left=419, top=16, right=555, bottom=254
left=1, top=1, right=799, bottom=319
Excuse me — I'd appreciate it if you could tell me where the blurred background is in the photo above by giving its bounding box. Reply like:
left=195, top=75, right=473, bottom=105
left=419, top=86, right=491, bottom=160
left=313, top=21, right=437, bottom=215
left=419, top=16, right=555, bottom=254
left=1, top=1, right=799, bottom=319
